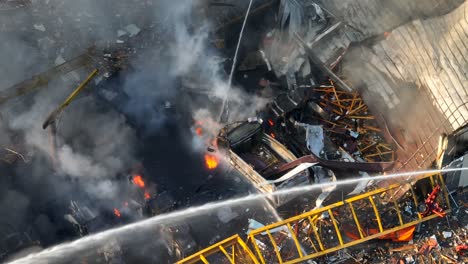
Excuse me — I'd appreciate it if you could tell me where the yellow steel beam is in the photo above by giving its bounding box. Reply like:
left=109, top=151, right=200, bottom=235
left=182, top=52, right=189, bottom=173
left=359, top=142, right=378, bottom=153
left=61, top=69, right=99, bottom=108
left=306, top=232, right=319, bottom=253
left=348, top=91, right=358, bottom=112
left=218, top=245, right=234, bottom=263
left=392, top=198, right=404, bottom=226
left=178, top=173, right=450, bottom=264
left=283, top=213, right=447, bottom=264
left=237, top=238, right=260, bottom=264
left=199, top=255, right=209, bottom=264
left=249, top=180, right=408, bottom=236
left=266, top=230, right=283, bottom=263
left=286, top=223, right=304, bottom=258
left=429, top=174, right=435, bottom=187
left=332, top=98, right=363, bottom=102
left=438, top=173, right=451, bottom=211
left=347, top=103, right=367, bottom=116
left=328, top=209, right=344, bottom=246
left=348, top=115, right=375, bottom=120
left=249, top=236, right=266, bottom=264
left=365, top=151, right=394, bottom=158
left=307, top=216, right=324, bottom=251
left=232, top=244, right=235, bottom=263
left=348, top=203, right=364, bottom=239
left=319, top=102, right=343, bottom=115
left=314, top=88, right=348, bottom=94
left=232, top=244, right=236, bottom=261
left=368, top=196, right=384, bottom=233
left=42, top=69, right=99, bottom=129
left=408, top=185, right=423, bottom=220
left=176, top=235, right=246, bottom=264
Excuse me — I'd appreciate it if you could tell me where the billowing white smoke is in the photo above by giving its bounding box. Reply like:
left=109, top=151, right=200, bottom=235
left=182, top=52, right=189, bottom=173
left=57, top=145, right=106, bottom=178
left=131, top=0, right=270, bottom=152
left=0, top=0, right=270, bottom=248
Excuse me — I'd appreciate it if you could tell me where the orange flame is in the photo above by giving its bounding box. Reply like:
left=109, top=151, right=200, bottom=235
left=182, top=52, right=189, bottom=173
left=270, top=133, right=276, bottom=138
left=132, top=175, right=145, bottom=188
left=268, top=119, right=274, bottom=126
left=195, top=127, right=203, bottom=136
left=144, top=191, right=151, bottom=200
left=114, top=208, right=121, bottom=217
left=204, top=154, right=218, bottom=170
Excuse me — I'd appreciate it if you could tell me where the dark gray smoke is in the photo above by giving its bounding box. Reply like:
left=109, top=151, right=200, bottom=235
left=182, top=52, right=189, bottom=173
left=0, top=0, right=209, bottom=252
left=0, top=1, right=271, bottom=260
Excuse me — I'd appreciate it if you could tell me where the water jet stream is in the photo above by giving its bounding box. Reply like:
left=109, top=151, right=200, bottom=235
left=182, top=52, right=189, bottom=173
left=217, top=0, right=253, bottom=122
left=9, top=167, right=467, bottom=264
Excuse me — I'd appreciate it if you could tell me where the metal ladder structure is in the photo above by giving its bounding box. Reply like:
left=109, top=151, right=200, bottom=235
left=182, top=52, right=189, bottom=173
left=177, top=173, right=451, bottom=264
left=0, top=51, right=94, bottom=105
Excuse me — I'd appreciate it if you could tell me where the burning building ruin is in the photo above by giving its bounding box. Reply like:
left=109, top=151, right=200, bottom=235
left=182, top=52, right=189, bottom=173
left=0, top=0, right=467, bottom=263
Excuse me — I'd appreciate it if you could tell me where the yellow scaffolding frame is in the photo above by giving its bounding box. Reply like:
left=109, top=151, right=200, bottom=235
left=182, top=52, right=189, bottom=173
left=176, top=235, right=259, bottom=264
left=177, top=173, right=450, bottom=264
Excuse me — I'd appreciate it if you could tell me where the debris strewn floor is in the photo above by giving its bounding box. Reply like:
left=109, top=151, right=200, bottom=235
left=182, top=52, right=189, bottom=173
left=0, top=0, right=467, bottom=263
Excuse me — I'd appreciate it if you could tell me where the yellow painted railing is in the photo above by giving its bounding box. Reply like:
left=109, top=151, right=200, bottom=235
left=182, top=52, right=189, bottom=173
left=177, top=173, right=450, bottom=264
left=176, top=235, right=259, bottom=264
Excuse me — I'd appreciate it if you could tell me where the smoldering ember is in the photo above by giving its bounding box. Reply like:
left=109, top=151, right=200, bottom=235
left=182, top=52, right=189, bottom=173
left=0, top=0, right=467, bottom=263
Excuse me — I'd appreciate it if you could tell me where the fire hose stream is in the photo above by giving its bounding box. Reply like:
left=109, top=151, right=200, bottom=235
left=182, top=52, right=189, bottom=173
left=8, top=167, right=467, bottom=264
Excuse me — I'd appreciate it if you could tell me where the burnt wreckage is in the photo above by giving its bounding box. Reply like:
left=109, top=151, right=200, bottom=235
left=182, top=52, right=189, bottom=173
left=0, top=1, right=284, bottom=262
left=0, top=0, right=467, bottom=263
left=177, top=0, right=468, bottom=262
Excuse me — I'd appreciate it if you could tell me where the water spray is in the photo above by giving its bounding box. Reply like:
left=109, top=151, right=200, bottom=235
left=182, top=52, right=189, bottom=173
left=217, top=0, right=253, bottom=123
left=8, top=167, right=468, bottom=264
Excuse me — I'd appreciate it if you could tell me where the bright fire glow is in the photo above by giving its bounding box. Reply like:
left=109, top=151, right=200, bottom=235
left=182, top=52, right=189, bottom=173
left=114, top=208, right=121, bottom=218
left=195, top=127, right=203, bottom=136
left=270, top=133, right=276, bottom=138
left=144, top=191, right=151, bottom=200
left=268, top=119, right=274, bottom=126
left=204, top=154, right=218, bottom=170
left=132, top=175, right=145, bottom=188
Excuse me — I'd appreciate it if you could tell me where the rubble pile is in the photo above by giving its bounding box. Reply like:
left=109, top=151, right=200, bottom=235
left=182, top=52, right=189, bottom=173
left=313, top=81, right=394, bottom=163
left=315, top=189, right=468, bottom=263
left=244, top=178, right=458, bottom=262
left=0, top=0, right=466, bottom=263
left=175, top=173, right=467, bottom=264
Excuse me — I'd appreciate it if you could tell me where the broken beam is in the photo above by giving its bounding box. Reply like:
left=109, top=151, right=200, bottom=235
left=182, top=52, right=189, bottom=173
left=42, top=69, right=98, bottom=129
